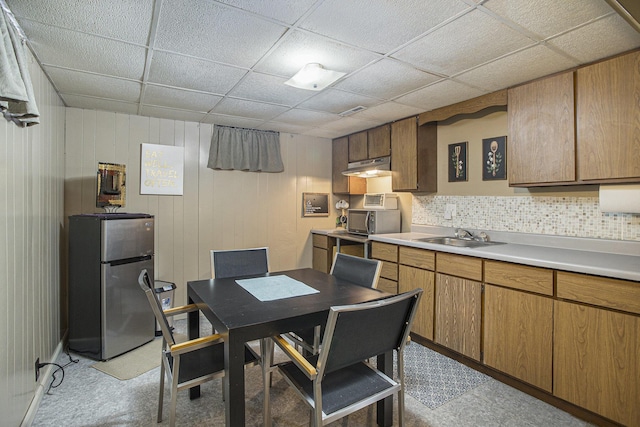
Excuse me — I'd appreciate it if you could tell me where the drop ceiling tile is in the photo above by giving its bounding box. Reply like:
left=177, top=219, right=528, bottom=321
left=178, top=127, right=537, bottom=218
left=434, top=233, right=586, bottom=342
left=212, top=98, right=289, bottom=120
left=254, top=29, right=380, bottom=77
left=297, top=89, right=381, bottom=114
left=272, top=109, right=338, bottom=127
left=139, top=105, right=207, bottom=122
left=19, top=20, right=146, bottom=80
left=9, top=0, right=154, bottom=44
left=548, top=14, right=640, bottom=64
left=318, top=116, right=381, bottom=135
left=147, top=51, right=247, bottom=95
left=300, top=0, right=470, bottom=53
left=482, top=0, right=615, bottom=39
left=393, top=9, right=535, bottom=76
left=44, top=67, right=141, bottom=102
left=455, top=45, right=577, bottom=92
left=155, top=0, right=287, bottom=67
left=334, top=58, right=440, bottom=99
left=301, top=127, right=344, bottom=139
left=61, top=94, right=139, bottom=115
left=201, top=114, right=265, bottom=128
left=395, top=80, right=486, bottom=111
left=214, top=0, right=318, bottom=25
left=227, top=72, right=315, bottom=106
left=256, top=121, right=312, bottom=134
left=142, top=85, right=222, bottom=112
left=350, top=101, right=424, bottom=123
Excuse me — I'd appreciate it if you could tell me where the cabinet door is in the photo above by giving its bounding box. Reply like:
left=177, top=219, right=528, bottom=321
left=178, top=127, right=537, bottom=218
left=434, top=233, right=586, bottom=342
left=391, top=117, right=418, bottom=191
left=434, top=273, right=481, bottom=360
left=367, top=124, right=391, bottom=159
left=399, top=265, right=434, bottom=340
left=332, top=137, right=365, bottom=194
left=554, top=301, right=640, bottom=426
left=348, top=131, right=368, bottom=162
left=484, top=285, right=553, bottom=392
left=508, top=71, right=576, bottom=185
left=312, top=247, right=329, bottom=273
left=577, top=50, right=640, bottom=181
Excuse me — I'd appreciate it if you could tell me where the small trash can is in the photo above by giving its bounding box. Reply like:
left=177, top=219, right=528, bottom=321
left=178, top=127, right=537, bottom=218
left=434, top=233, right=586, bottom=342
left=154, top=280, right=176, bottom=336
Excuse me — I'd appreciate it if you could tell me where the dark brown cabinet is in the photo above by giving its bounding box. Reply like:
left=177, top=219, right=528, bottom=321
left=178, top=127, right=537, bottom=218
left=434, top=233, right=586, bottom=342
left=391, top=117, right=437, bottom=192
left=332, top=136, right=365, bottom=194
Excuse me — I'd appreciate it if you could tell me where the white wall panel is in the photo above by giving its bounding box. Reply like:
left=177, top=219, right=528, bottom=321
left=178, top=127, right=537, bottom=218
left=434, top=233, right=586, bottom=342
left=0, top=50, right=65, bottom=425
left=64, top=113, right=334, bottom=308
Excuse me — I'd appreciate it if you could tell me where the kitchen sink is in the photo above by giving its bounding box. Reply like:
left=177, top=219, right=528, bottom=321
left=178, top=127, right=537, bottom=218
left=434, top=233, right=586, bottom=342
left=412, top=236, right=505, bottom=248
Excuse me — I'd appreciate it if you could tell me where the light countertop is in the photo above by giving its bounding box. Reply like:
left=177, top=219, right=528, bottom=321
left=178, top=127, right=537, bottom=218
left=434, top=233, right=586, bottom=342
left=313, top=226, right=640, bottom=282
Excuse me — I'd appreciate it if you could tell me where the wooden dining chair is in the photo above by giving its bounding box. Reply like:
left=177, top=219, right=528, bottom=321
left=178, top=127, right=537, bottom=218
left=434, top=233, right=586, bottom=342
left=268, top=288, right=422, bottom=426
left=137, top=269, right=260, bottom=427
left=210, top=247, right=269, bottom=279
left=286, top=253, right=382, bottom=355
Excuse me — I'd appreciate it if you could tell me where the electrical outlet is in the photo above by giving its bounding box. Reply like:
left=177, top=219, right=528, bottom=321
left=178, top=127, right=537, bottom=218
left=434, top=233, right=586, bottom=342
left=35, top=358, right=40, bottom=382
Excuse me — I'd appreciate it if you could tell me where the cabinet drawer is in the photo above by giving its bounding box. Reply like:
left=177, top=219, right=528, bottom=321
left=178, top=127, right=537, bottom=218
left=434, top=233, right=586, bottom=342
left=484, top=260, right=553, bottom=296
left=399, top=246, right=435, bottom=270
left=377, top=277, right=398, bottom=294
left=380, top=261, right=398, bottom=281
left=557, top=272, right=640, bottom=315
left=312, top=234, right=329, bottom=249
left=436, top=253, right=482, bottom=281
left=372, top=242, right=398, bottom=262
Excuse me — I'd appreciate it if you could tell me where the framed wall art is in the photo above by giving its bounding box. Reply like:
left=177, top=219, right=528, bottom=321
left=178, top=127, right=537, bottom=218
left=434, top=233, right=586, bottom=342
left=482, top=136, right=507, bottom=180
left=302, top=192, right=329, bottom=217
left=448, top=142, right=468, bottom=182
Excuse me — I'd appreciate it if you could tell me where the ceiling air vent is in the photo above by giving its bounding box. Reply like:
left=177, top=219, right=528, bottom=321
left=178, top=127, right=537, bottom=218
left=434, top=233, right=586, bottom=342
left=339, top=106, right=367, bottom=117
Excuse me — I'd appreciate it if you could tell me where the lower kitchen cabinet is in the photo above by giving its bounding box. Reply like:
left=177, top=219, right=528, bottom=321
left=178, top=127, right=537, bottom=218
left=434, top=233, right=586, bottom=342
left=554, top=300, right=640, bottom=426
left=372, top=241, right=399, bottom=294
left=434, top=273, right=482, bottom=361
left=312, top=233, right=334, bottom=273
left=483, top=285, right=553, bottom=392
left=398, top=264, right=434, bottom=340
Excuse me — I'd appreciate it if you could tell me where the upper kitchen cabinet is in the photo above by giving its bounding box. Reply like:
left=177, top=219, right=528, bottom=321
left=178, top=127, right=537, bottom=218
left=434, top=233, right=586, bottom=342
left=367, top=124, right=391, bottom=159
left=347, top=131, right=368, bottom=162
left=576, top=50, right=640, bottom=182
left=347, top=125, right=391, bottom=163
left=391, top=117, right=437, bottom=192
left=508, top=71, right=576, bottom=186
left=332, top=136, right=365, bottom=194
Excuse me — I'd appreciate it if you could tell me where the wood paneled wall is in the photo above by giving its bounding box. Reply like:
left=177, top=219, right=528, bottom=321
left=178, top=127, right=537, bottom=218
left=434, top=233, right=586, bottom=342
left=0, top=53, right=65, bottom=424
left=64, top=110, right=335, bottom=315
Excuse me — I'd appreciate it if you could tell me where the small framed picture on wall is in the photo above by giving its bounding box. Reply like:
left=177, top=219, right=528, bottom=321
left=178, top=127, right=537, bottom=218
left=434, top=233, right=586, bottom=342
left=448, top=142, right=468, bottom=182
left=482, top=136, right=507, bottom=180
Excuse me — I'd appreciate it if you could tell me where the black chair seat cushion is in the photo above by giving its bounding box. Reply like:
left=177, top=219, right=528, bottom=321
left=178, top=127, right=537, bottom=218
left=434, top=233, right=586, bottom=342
left=166, top=343, right=258, bottom=384
left=279, top=360, right=394, bottom=415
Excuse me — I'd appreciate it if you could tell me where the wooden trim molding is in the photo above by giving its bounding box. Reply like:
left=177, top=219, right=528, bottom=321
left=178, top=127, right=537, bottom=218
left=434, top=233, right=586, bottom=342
left=418, top=90, right=507, bottom=125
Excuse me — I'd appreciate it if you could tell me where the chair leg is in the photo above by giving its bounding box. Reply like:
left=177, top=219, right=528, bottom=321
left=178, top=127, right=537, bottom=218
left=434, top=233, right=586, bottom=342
left=169, top=357, right=180, bottom=427
left=157, top=357, right=166, bottom=423
left=398, top=354, right=405, bottom=427
left=262, top=338, right=273, bottom=427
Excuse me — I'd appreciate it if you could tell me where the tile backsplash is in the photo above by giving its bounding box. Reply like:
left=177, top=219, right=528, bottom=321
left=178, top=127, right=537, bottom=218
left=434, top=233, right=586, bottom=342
left=413, top=195, right=640, bottom=241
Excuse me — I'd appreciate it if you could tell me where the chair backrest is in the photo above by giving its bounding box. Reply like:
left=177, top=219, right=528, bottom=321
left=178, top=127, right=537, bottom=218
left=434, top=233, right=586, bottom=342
left=317, top=288, right=422, bottom=376
left=210, top=247, right=269, bottom=279
left=329, top=253, right=382, bottom=289
left=138, top=269, right=176, bottom=346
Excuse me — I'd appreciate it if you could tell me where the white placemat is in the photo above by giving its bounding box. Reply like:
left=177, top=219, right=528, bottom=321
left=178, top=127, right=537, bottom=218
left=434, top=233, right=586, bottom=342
left=236, top=275, right=319, bottom=301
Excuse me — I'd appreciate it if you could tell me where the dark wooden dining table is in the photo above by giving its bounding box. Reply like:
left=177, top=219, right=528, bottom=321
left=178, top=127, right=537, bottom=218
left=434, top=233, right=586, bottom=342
left=187, top=267, right=393, bottom=427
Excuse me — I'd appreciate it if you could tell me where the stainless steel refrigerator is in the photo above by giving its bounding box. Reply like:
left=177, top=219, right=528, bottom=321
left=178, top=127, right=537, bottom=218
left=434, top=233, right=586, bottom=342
left=68, top=213, right=155, bottom=360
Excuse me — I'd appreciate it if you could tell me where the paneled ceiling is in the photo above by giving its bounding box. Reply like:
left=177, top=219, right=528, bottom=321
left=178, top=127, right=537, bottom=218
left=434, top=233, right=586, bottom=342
left=5, top=0, right=640, bottom=138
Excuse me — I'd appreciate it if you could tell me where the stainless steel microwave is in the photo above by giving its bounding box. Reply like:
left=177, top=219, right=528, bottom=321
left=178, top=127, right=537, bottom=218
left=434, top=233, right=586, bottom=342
left=347, top=209, right=401, bottom=235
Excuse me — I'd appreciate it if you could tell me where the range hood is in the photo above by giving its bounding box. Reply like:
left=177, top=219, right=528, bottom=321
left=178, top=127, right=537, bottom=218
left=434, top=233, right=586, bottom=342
left=342, top=156, right=391, bottom=177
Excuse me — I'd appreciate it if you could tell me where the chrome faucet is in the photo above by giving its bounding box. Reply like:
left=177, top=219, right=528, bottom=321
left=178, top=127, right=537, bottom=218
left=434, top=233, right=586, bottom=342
left=455, top=228, right=474, bottom=240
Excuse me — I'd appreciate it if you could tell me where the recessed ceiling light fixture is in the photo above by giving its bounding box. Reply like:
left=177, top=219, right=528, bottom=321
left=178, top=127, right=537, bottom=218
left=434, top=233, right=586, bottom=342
left=284, top=63, right=346, bottom=91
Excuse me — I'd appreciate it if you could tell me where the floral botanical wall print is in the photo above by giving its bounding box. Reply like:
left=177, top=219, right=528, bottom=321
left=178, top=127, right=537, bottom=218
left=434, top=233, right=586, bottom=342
left=448, top=142, right=468, bottom=182
left=482, top=136, right=507, bottom=180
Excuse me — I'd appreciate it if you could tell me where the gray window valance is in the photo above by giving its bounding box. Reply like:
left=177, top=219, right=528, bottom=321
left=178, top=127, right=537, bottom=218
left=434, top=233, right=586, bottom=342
left=0, top=1, right=39, bottom=127
left=207, top=125, right=284, bottom=173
